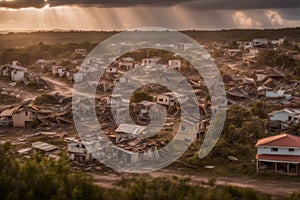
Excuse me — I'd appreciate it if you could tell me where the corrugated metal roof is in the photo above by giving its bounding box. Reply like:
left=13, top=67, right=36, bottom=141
left=32, top=141, right=59, bottom=152
left=115, top=123, right=146, bottom=135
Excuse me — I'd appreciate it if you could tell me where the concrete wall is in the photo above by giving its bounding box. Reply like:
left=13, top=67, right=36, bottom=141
left=12, top=111, right=33, bottom=127
left=11, top=70, right=25, bottom=82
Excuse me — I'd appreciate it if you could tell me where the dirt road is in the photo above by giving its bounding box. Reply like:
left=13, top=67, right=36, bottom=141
left=41, top=76, right=73, bottom=96
left=90, top=169, right=300, bottom=197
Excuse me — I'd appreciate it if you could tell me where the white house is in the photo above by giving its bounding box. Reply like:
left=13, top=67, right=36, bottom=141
left=271, top=38, right=285, bottom=45
left=66, top=138, right=92, bottom=161
left=141, top=57, right=160, bottom=66
left=11, top=69, right=26, bottom=82
left=118, top=62, right=134, bottom=70
left=168, top=60, right=181, bottom=70
left=256, top=134, right=300, bottom=176
left=157, top=93, right=176, bottom=107
left=243, top=42, right=253, bottom=50
left=269, top=109, right=300, bottom=124
left=1, top=65, right=27, bottom=82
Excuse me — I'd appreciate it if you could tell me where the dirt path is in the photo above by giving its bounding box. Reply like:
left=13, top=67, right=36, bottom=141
left=41, top=76, right=73, bottom=96
left=89, top=169, right=300, bottom=197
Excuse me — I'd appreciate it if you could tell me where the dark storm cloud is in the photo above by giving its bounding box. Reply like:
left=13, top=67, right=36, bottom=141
left=0, top=0, right=299, bottom=9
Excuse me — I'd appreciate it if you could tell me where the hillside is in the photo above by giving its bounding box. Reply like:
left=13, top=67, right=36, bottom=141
left=0, top=28, right=299, bottom=49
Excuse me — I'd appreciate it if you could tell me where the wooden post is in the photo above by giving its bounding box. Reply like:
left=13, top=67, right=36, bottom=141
left=275, top=162, right=277, bottom=174
left=287, top=163, right=290, bottom=175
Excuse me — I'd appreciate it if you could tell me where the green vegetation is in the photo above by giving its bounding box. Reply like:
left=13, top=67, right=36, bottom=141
left=116, top=177, right=271, bottom=200
left=33, top=94, right=58, bottom=105
left=184, top=106, right=266, bottom=176
left=257, top=47, right=300, bottom=79
left=131, top=92, right=153, bottom=103
left=0, top=143, right=104, bottom=200
left=0, top=28, right=299, bottom=50
left=0, top=143, right=299, bottom=200
left=250, top=100, right=268, bottom=119
left=0, top=42, right=97, bottom=66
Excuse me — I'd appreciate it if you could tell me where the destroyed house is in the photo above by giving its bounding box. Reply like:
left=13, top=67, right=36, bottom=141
left=0, top=65, right=27, bottom=82
left=0, top=106, right=35, bottom=128
left=157, top=93, right=176, bottom=107
left=115, top=123, right=146, bottom=143
left=268, top=109, right=300, bottom=131
left=256, top=134, right=300, bottom=176
left=66, top=138, right=92, bottom=161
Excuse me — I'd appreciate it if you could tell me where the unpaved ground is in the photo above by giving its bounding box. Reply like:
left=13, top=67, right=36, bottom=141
left=41, top=76, right=73, bottom=96
left=89, top=169, right=300, bottom=197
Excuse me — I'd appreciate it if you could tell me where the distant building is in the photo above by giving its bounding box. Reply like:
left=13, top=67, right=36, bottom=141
left=256, top=134, right=300, bottom=176
left=157, top=93, right=176, bottom=107
left=0, top=106, right=35, bottom=128
left=252, top=38, right=268, bottom=47
left=0, top=65, right=27, bottom=82
left=271, top=38, right=285, bottom=45
left=141, top=57, right=160, bottom=66
left=168, top=60, right=181, bottom=70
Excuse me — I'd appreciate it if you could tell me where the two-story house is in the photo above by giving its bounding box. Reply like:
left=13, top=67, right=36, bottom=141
left=256, top=134, right=300, bottom=176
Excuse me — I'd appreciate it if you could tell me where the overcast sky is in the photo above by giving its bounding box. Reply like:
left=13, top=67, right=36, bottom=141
left=0, top=0, right=299, bottom=31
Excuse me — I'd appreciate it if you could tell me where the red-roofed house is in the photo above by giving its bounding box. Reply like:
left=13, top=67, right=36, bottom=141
left=255, top=134, right=300, bottom=176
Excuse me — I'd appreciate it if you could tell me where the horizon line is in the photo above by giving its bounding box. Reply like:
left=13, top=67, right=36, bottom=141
left=0, top=27, right=299, bottom=34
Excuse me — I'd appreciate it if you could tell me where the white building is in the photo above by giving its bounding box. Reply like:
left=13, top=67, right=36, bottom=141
left=11, top=69, right=26, bottom=82
left=168, top=60, right=181, bottom=70
left=269, top=109, right=300, bottom=124
left=157, top=93, right=176, bottom=107
left=66, top=138, right=92, bottom=161
left=118, top=62, right=134, bottom=70
left=271, top=38, right=285, bottom=45
left=243, top=42, right=253, bottom=50
left=0, top=65, right=27, bottom=82
left=141, top=57, right=160, bottom=66
left=256, top=134, right=300, bottom=176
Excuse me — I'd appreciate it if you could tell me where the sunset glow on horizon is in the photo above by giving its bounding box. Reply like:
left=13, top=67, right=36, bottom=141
left=0, top=0, right=299, bottom=31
